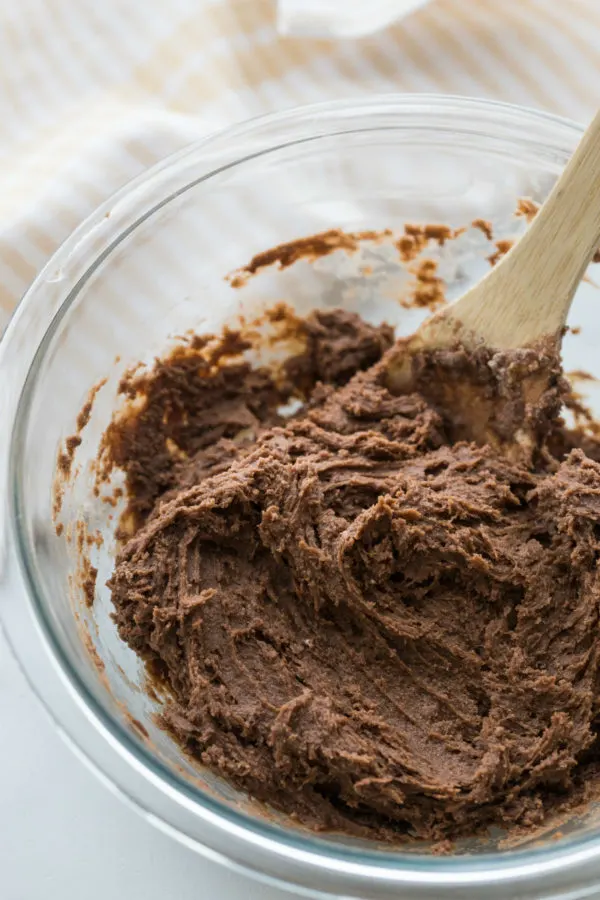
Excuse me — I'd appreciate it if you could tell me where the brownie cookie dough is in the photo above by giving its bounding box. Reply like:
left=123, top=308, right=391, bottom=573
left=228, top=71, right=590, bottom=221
left=108, top=308, right=600, bottom=843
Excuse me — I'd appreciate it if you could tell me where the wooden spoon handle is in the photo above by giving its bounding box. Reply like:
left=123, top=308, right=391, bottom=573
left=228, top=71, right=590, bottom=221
left=452, top=109, right=600, bottom=349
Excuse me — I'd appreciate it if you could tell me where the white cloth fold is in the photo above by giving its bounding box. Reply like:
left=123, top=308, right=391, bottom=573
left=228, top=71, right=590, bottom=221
left=277, top=0, right=430, bottom=38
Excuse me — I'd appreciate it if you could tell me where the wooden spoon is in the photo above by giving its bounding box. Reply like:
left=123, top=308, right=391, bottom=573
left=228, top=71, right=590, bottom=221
left=387, top=110, right=600, bottom=391
left=385, top=110, right=600, bottom=456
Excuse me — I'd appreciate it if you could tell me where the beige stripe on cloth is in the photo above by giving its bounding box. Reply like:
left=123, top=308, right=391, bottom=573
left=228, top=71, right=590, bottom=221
left=0, top=0, right=599, bottom=321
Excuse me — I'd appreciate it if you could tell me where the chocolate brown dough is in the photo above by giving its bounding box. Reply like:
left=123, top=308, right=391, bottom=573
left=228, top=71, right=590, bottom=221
left=108, top=308, right=600, bottom=843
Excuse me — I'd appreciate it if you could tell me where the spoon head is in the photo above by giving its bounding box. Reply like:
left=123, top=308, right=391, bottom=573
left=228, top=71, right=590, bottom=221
left=384, top=327, right=565, bottom=464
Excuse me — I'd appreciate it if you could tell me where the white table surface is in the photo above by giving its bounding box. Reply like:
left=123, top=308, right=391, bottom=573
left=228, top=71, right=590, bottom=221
left=0, top=628, right=294, bottom=900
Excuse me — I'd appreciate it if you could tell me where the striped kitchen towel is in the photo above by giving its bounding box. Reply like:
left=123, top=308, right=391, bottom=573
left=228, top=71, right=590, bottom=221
left=1, top=0, right=600, bottom=322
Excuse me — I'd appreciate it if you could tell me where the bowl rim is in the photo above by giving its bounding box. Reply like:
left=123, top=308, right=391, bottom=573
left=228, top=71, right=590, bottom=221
left=4, top=93, right=599, bottom=898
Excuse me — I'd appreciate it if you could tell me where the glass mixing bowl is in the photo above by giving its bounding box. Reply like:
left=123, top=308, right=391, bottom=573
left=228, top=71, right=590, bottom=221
left=3, top=95, right=600, bottom=900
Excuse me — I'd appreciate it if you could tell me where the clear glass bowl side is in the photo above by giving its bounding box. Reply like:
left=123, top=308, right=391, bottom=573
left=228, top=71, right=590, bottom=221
left=4, top=97, right=600, bottom=899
